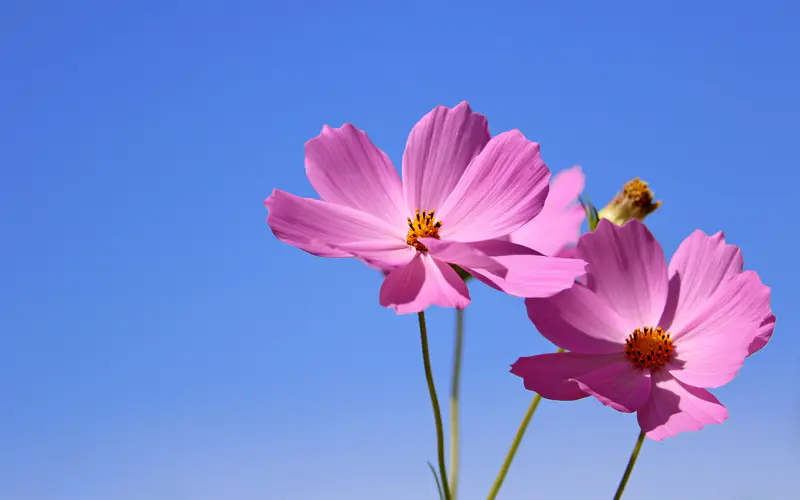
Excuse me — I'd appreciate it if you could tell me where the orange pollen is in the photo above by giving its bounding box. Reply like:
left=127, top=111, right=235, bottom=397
left=406, top=209, right=442, bottom=252
left=624, top=326, right=674, bottom=370
left=620, top=177, right=659, bottom=208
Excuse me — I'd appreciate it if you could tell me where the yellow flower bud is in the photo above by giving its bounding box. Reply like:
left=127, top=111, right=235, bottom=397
left=598, top=177, right=661, bottom=225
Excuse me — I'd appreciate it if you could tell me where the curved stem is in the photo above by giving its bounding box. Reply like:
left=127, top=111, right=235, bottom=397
left=486, top=393, right=542, bottom=500
left=418, top=311, right=452, bottom=500
left=487, top=347, right=564, bottom=500
left=448, top=308, right=465, bottom=499
left=612, top=430, right=646, bottom=500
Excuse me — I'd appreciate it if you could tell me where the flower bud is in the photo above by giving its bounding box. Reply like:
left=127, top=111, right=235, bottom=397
left=598, top=177, right=661, bottom=225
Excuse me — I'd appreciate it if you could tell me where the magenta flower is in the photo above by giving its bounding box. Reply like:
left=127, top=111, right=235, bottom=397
left=264, top=102, right=587, bottom=314
left=511, top=219, right=774, bottom=440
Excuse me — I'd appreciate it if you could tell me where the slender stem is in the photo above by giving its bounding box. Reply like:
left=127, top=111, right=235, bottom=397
left=418, top=311, right=452, bottom=500
left=448, top=308, right=465, bottom=499
left=612, top=430, right=646, bottom=500
left=486, top=393, right=542, bottom=500
left=487, top=347, right=565, bottom=500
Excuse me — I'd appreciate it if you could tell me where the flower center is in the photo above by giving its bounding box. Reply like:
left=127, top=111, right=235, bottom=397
left=624, top=326, right=673, bottom=370
left=406, top=209, right=442, bottom=252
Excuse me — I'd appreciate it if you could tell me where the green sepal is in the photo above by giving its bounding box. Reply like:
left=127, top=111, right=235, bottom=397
left=579, top=195, right=600, bottom=232
left=450, top=264, right=472, bottom=282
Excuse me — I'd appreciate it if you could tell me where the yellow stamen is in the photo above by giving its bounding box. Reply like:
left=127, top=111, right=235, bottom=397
left=406, top=209, right=442, bottom=252
left=624, top=326, right=673, bottom=370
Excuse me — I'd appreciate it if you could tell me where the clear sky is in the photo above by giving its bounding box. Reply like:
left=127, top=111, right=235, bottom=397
left=1, top=1, right=798, bottom=499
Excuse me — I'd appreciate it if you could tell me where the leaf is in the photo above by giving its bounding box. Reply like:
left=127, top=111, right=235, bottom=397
left=581, top=195, right=600, bottom=232
left=427, top=461, right=445, bottom=500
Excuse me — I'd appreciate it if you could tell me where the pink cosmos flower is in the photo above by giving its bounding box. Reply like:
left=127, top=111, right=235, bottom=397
left=264, top=102, right=587, bottom=314
left=511, top=219, right=775, bottom=440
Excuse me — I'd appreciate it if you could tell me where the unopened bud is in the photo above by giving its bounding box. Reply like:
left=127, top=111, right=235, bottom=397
left=598, top=177, right=661, bottom=226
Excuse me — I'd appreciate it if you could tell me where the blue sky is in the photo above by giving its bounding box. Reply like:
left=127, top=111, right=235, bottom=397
left=1, top=1, right=798, bottom=499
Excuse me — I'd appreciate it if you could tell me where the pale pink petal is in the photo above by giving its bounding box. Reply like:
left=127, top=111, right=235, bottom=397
left=577, top=219, right=668, bottom=329
left=749, top=313, right=776, bottom=355
left=510, top=352, right=621, bottom=401
left=659, top=230, right=744, bottom=331
left=379, top=253, right=470, bottom=314
left=555, top=246, right=578, bottom=259
left=544, top=165, right=586, bottom=208
left=402, top=102, right=490, bottom=214
left=637, top=371, right=727, bottom=441
left=264, top=229, right=349, bottom=258
left=436, top=130, right=551, bottom=241
left=265, top=190, right=410, bottom=263
left=343, top=242, right=417, bottom=268
left=305, top=124, right=407, bottom=227
left=419, top=238, right=507, bottom=277
left=570, top=358, right=652, bottom=413
left=460, top=240, right=587, bottom=298
left=467, top=255, right=586, bottom=298
left=509, top=165, right=586, bottom=256
left=525, top=283, right=630, bottom=355
left=360, top=249, right=419, bottom=272
left=668, top=271, right=771, bottom=388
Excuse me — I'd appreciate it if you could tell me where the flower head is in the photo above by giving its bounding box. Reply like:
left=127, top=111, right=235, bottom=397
left=598, top=177, right=661, bottom=225
left=265, top=102, right=587, bottom=314
left=511, top=219, right=774, bottom=440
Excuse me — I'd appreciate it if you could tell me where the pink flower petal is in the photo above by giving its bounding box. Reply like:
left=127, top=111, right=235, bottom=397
left=637, top=371, right=727, bottom=441
left=750, top=313, right=776, bottom=355
left=379, top=253, right=470, bottom=314
left=305, top=124, right=407, bottom=227
left=544, top=165, right=586, bottom=208
left=345, top=242, right=418, bottom=268
left=525, top=283, right=630, bottom=355
left=509, top=165, right=586, bottom=256
left=360, top=250, right=420, bottom=273
left=659, top=230, right=743, bottom=332
left=265, top=190, right=411, bottom=265
left=662, top=230, right=775, bottom=358
left=668, top=271, right=771, bottom=388
left=459, top=240, right=587, bottom=298
left=570, top=358, right=652, bottom=413
left=555, top=246, right=578, bottom=259
left=577, top=219, right=668, bottom=329
left=402, top=102, right=490, bottom=215
left=419, top=238, right=507, bottom=277
left=510, top=352, right=621, bottom=401
left=436, top=130, right=551, bottom=242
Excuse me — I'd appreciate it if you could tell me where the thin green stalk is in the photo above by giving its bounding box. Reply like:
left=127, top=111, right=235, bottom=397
left=486, top=394, right=542, bottom=500
left=612, top=430, right=646, bottom=500
left=448, top=308, right=465, bottom=499
left=487, top=347, right=565, bottom=500
left=418, top=311, right=452, bottom=500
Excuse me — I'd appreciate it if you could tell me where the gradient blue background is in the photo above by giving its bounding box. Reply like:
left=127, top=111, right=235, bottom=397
left=1, top=1, right=798, bottom=499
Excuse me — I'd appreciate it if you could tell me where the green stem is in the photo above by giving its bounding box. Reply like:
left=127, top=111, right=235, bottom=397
left=448, top=308, right=465, bottom=499
left=486, top=394, right=542, bottom=500
left=418, top=311, right=452, bottom=500
left=487, top=347, right=565, bottom=500
left=612, top=430, right=646, bottom=500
